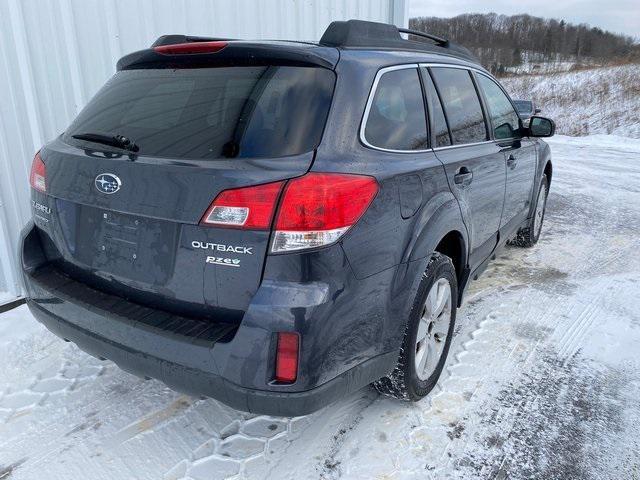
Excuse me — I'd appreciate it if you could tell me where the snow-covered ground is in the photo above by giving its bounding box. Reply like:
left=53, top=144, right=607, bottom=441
left=501, top=63, right=640, bottom=138
left=0, top=291, right=17, bottom=305
left=2, top=135, right=640, bottom=479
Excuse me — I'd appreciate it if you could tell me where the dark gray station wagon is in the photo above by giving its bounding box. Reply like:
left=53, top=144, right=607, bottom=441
left=21, top=20, right=555, bottom=415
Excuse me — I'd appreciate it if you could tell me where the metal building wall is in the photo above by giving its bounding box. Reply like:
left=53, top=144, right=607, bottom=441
left=0, top=0, right=408, bottom=297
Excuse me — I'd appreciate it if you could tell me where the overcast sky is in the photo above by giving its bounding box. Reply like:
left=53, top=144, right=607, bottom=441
left=409, top=0, right=640, bottom=39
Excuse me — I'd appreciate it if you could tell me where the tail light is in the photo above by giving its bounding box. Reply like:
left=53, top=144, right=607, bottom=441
left=30, top=151, right=46, bottom=193
left=271, top=173, right=378, bottom=253
left=154, top=41, right=228, bottom=55
left=200, top=181, right=284, bottom=229
left=199, top=173, right=378, bottom=252
left=275, top=332, right=299, bottom=383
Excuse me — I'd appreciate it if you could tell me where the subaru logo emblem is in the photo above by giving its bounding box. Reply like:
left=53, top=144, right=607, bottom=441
left=95, top=173, right=121, bottom=194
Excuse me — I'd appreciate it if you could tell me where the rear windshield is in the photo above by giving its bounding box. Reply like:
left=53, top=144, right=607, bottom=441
left=64, top=66, right=335, bottom=159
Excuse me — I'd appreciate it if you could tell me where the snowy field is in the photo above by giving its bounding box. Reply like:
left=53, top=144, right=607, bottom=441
left=501, top=64, right=640, bottom=138
left=1, top=135, right=640, bottom=479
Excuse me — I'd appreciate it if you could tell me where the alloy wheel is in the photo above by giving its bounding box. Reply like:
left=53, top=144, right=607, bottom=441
left=415, top=277, right=452, bottom=381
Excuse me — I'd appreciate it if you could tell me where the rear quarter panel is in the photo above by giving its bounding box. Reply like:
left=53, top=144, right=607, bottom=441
left=305, top=53, right=470, bottom=371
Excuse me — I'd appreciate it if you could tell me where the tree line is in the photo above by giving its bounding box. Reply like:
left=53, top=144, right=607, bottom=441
left=409, top=13, right=639, bottom=75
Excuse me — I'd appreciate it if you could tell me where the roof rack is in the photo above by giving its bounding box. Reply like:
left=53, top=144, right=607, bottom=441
left=398, top=27, right=449, bottom=47
left=319, top=20, right=478, bottom=64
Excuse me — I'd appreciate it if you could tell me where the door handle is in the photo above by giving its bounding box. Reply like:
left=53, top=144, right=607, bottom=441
left=454, top=167, right=473, bottom=186
left=507, top=154, right=517, bottom=169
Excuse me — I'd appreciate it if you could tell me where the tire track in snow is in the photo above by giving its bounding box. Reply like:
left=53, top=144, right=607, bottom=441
left=554, top=279, right=611, bottom=363
left=326, top=254, right=624, bottom=478
left=440, top=274, right=632, bottom=479
left=320, top=285, right=540, bottom=478
left=437, top=289, right=558, bottom=476
left=104, top=396, right=194, bottom=449
left=158, top=386, right=380, bottom=479
left=0, top=340, right=107, bottom=427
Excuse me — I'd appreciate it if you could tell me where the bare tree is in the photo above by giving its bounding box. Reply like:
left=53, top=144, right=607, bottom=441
left=410, top=13, right=638, bottom=75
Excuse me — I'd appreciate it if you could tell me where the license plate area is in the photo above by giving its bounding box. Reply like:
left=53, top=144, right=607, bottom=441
left=101, top=211, right=142, bottom=260
left=70, top=204, right=178, bottom=285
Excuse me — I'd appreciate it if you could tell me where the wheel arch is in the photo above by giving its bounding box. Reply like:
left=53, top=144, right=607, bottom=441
left=543, top=160, right=552, bottom=186
left=434, top=230, right=466, bottom=289
left=406, top=193, right=468, bottom=263
left=398, top=192, right=469, bottom=308
left=386, top=194, right=469, bottom=359
left=527, top=141, right=553, bottom=220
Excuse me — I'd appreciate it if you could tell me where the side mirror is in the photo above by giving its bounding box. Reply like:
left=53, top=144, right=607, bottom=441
left=528, top=116, right=555, bottom=137
left=534, top=108, right=541, bottom=114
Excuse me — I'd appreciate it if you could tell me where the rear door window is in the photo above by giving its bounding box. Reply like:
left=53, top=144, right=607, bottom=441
left=64, top=66, right=335, bottom=159
left=430, top=67, right=487, bottom=145
left=421, top=69, right=451, bottom=147
left=364, top=68, right=428, bottom=151
left=477, top=74, right=521, bottom=139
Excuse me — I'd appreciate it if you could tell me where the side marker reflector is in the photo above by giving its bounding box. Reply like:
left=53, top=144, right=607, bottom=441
left=275, top=332, right=299, bottom=383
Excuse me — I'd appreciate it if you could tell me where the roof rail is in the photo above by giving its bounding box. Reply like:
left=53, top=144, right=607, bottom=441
left=398, top=27, right=449, bottom=47
left=319, top=20, right=478, bottom=64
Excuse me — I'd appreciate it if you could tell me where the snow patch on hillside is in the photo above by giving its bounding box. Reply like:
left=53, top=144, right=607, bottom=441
left=501, top=64, right=640, bottom=138
left=503, top=52, right=599, bottom=75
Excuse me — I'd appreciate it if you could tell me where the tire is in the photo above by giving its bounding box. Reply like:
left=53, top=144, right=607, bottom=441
left=509, top=174, right=549, bottom=248
left=373, top=252, right=457, bottom=401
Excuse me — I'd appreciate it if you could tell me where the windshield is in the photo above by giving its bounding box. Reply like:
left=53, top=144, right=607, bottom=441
left=64, top=66, right=335, bottom=159
left=513, top=100, right=533, bottom=114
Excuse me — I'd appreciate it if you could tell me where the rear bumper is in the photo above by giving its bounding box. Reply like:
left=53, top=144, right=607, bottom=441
left=21, top=223, right=397, bottom=416
left=26, top=300, right=393, bottom=416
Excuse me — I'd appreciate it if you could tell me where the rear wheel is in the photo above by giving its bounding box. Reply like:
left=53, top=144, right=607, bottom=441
left=373, top=253, right=457, bottom=401
left=509, top=174, right=548, bottom=248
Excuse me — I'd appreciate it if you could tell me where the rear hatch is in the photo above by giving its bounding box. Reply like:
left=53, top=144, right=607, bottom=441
left=36, top=44, right=336, bottom=322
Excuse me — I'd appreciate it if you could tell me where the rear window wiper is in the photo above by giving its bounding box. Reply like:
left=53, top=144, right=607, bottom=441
left=71, top=133, right=139, bottom=152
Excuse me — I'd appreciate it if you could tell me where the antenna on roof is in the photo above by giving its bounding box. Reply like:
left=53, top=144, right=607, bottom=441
left=398, top=28, right=449, bottom=47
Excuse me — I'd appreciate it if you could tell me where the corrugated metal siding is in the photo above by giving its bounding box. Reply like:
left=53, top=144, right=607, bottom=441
left=0, top=0, right=407, bottom=296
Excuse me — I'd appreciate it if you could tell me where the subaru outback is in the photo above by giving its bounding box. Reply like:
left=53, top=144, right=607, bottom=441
left=21, top=20, right=555, bottom=416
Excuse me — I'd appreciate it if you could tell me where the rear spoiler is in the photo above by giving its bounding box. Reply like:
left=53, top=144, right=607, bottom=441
left=116, top=39, right=339, bottom=71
